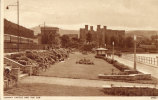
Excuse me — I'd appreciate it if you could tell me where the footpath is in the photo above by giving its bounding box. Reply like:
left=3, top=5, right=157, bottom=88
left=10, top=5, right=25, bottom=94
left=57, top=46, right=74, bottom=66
left=114, top=56, right=158, bottom=79
left=20, top=76, right=157, bottom=88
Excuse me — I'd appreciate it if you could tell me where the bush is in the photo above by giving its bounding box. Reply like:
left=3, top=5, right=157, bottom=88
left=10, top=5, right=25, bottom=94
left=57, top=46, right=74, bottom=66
left=113, top=62, right=129, bottom=71
left=18, top=60, right=27, bottom=65
left=11, top=53, right=22, bottom=59
left=25, top=50, right=32, bottom=53
left=25, top=53, right=38, bottom=60
left=19, top=56, right=29, bottom=61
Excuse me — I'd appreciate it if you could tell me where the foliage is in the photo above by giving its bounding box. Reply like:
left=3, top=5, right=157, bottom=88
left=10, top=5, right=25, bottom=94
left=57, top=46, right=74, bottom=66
left=86, top=32, right=92, bottom=44
left=81, top=44, right=95, bottom=51
left=125, top=36, right=134, bottom=48
left=61, top=35, right=70, bottom=48
left=41, top=32, right=60, bottom=47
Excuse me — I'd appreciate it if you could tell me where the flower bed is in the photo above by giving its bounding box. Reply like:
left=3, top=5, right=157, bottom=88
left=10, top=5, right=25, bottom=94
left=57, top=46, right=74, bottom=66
left=102, top=85, right=158, bottom=96
left=4, top=49, right=70, bottom=76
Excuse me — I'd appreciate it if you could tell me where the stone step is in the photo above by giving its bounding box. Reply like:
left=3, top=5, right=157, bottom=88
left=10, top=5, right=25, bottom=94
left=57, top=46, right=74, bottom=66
left=19, top=73, right=28, bottom=79
left=19, top=71, right=23, bottom=74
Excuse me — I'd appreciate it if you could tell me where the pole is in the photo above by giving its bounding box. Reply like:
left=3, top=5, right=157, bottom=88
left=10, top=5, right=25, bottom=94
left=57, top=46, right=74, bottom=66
left=44, top=22, right=45, bottom=49
left=134, top=35, right=137, bottom=70
left=17, top=0, right=20, bottom=52
left=112, top=41, right=114, bottom=60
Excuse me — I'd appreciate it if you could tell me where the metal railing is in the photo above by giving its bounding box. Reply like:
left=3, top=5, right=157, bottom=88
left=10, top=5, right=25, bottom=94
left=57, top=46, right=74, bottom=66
left=121, top=54, right=158, bottom=67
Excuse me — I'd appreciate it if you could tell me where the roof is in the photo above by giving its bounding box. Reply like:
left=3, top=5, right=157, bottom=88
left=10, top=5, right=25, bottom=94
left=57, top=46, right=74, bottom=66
left=41, top=27, right=59, bottom=30
left=95, top=48, right=108, bottom=51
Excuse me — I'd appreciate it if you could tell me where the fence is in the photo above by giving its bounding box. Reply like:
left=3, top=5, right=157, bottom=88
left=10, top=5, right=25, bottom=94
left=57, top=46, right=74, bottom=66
left=121, top=54, right=158, bottom=67
left=4, top=42, right=47, bottom=53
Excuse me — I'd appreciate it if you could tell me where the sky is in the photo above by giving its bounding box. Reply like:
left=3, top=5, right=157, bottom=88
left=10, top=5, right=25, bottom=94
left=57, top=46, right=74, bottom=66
left=4, top=0, right=158, bottom=30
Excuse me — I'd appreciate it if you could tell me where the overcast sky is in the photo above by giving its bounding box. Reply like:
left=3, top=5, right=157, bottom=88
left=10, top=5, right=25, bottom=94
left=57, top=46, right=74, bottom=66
left=4, top=0, right=158, bottom=30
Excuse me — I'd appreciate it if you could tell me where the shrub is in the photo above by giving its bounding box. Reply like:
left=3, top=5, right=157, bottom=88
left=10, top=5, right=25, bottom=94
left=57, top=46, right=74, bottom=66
left=18, top=60, right=27, bottom=65
left=11, top=53, right=22, bottom=59
left=25, top=53, right=36, bottom=60
left=19, top=56, right=29, bottom=61
left=113, top=62, right=129, bottom=71
left=25, top=50, right=32, bottom=54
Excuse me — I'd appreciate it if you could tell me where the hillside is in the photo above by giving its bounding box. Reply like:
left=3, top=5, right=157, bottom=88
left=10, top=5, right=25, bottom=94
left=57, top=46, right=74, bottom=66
left=125, top=30, right=158, bottom=39
left=31, top=26, right=79, bottom=36
left=59, top=29, right=79, bottom=36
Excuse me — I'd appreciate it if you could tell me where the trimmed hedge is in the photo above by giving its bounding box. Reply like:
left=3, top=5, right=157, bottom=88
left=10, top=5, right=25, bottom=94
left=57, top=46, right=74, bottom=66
left=113, top=62, right=129, bottom=71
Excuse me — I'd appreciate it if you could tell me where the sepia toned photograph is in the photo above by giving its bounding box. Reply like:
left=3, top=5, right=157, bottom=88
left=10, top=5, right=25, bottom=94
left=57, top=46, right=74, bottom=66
left=3, top=0, right=158, bottom=97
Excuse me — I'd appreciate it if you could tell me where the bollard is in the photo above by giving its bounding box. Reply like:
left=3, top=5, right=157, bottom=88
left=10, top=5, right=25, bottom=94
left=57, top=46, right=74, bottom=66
left=144, top=57, right=145, bottom=63
left=156, top=56, right=158, bottom=66
left=25, top=65, right=33, bottom=76
left=154, top=58, right=156, bottom=65
left=149, top=57, right=151, bottom=64
left=11, top=67, right=20, bottom=87
left=11, top=68, right=20, bottom=82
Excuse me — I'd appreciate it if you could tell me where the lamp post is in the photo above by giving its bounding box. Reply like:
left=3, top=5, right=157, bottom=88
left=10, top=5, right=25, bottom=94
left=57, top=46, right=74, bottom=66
left=134, top=35, right=137, bottom=70
left=105, top=44, right=106, bottom=48
left=39, top=22, right=46, bottom=36
left=39, top=22, right=46, bottom=49
left=104, top=43, right=106, bottom=57
left=6, top=0, right=20, bottom=52
left=112, top=41, right=114, bottom=61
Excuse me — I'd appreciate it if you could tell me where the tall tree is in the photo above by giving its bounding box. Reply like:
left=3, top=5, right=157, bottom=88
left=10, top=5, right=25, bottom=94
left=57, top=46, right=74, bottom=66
left=125, top=36, right=134, bottom=48
left=86, top=32, right=92, bottom=44
left=61, top=35, right=70, bottom=48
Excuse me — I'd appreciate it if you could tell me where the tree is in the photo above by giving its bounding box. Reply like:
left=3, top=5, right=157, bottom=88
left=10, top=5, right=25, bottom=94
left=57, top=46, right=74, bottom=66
left=86, top=32, right=92, bottom=44
left=110, top=36, right=118, bottom=47
left=104, top=34, right=109, bottom=45
left=125, top=36, right=134, bottom=48
left=41, top=32, right=60, bottom=48
left=61, top=35, right=70, bottom=48
left=118, top=35, right=125, bottom=48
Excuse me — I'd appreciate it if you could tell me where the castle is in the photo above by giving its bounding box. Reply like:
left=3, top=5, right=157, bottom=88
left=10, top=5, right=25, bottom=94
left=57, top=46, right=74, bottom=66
left=80, top=25, right=125, bottom=48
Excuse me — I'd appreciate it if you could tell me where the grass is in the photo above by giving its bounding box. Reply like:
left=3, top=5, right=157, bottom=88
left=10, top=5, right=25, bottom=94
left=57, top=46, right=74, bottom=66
left=39, top=53, right=121, bottom=80
left=4, top=83, right=106, bottom=96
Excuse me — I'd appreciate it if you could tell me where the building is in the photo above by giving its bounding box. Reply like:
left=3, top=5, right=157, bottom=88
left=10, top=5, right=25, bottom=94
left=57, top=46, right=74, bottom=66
left=80, top=25, right=125, bottom=47
left=40, top=26, right=60, bottom=47
left=4, top=19, right=34, bottom=38
left=4, top=19, right=35, bottom=52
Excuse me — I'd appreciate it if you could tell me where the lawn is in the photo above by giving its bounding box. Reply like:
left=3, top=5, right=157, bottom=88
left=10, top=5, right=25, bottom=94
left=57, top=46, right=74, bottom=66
left=39, top=52, right=121, bottom=80
left=4, top=83, right=106, bottom=96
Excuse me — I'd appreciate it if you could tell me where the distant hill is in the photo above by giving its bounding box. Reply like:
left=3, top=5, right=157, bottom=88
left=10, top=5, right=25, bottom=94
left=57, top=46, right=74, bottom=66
left=59, top=29, right=79, bottom=36
left=125, top=30, right=158, bottom=39
left=31, top=26, right=79, bottom=36
left=31, top=26, right=41, bottom=36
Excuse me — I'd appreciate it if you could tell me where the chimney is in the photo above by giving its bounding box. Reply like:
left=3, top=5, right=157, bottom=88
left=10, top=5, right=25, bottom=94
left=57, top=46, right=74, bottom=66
left=85, top=25, right=88, bottom=31
left=104, top=26, right=107, bottom=30
left=97, top=25, right=101, bottom=31
left=90, top=26, right=93, bottom=31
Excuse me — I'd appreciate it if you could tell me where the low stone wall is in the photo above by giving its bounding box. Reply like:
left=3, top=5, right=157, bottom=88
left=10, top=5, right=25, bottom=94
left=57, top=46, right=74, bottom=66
left=124, top=70, right=138, bottom=74
left=102, top=85, right=158, bottom=96
left=4, top=57, right=24, bottom=69
left=4, top=79, right=17, bottom=91
left=98, top=74, right=151, bottom=81
left=4, top=68, right=20, bottom=91
left=135, top=74, right=151, bottom=80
